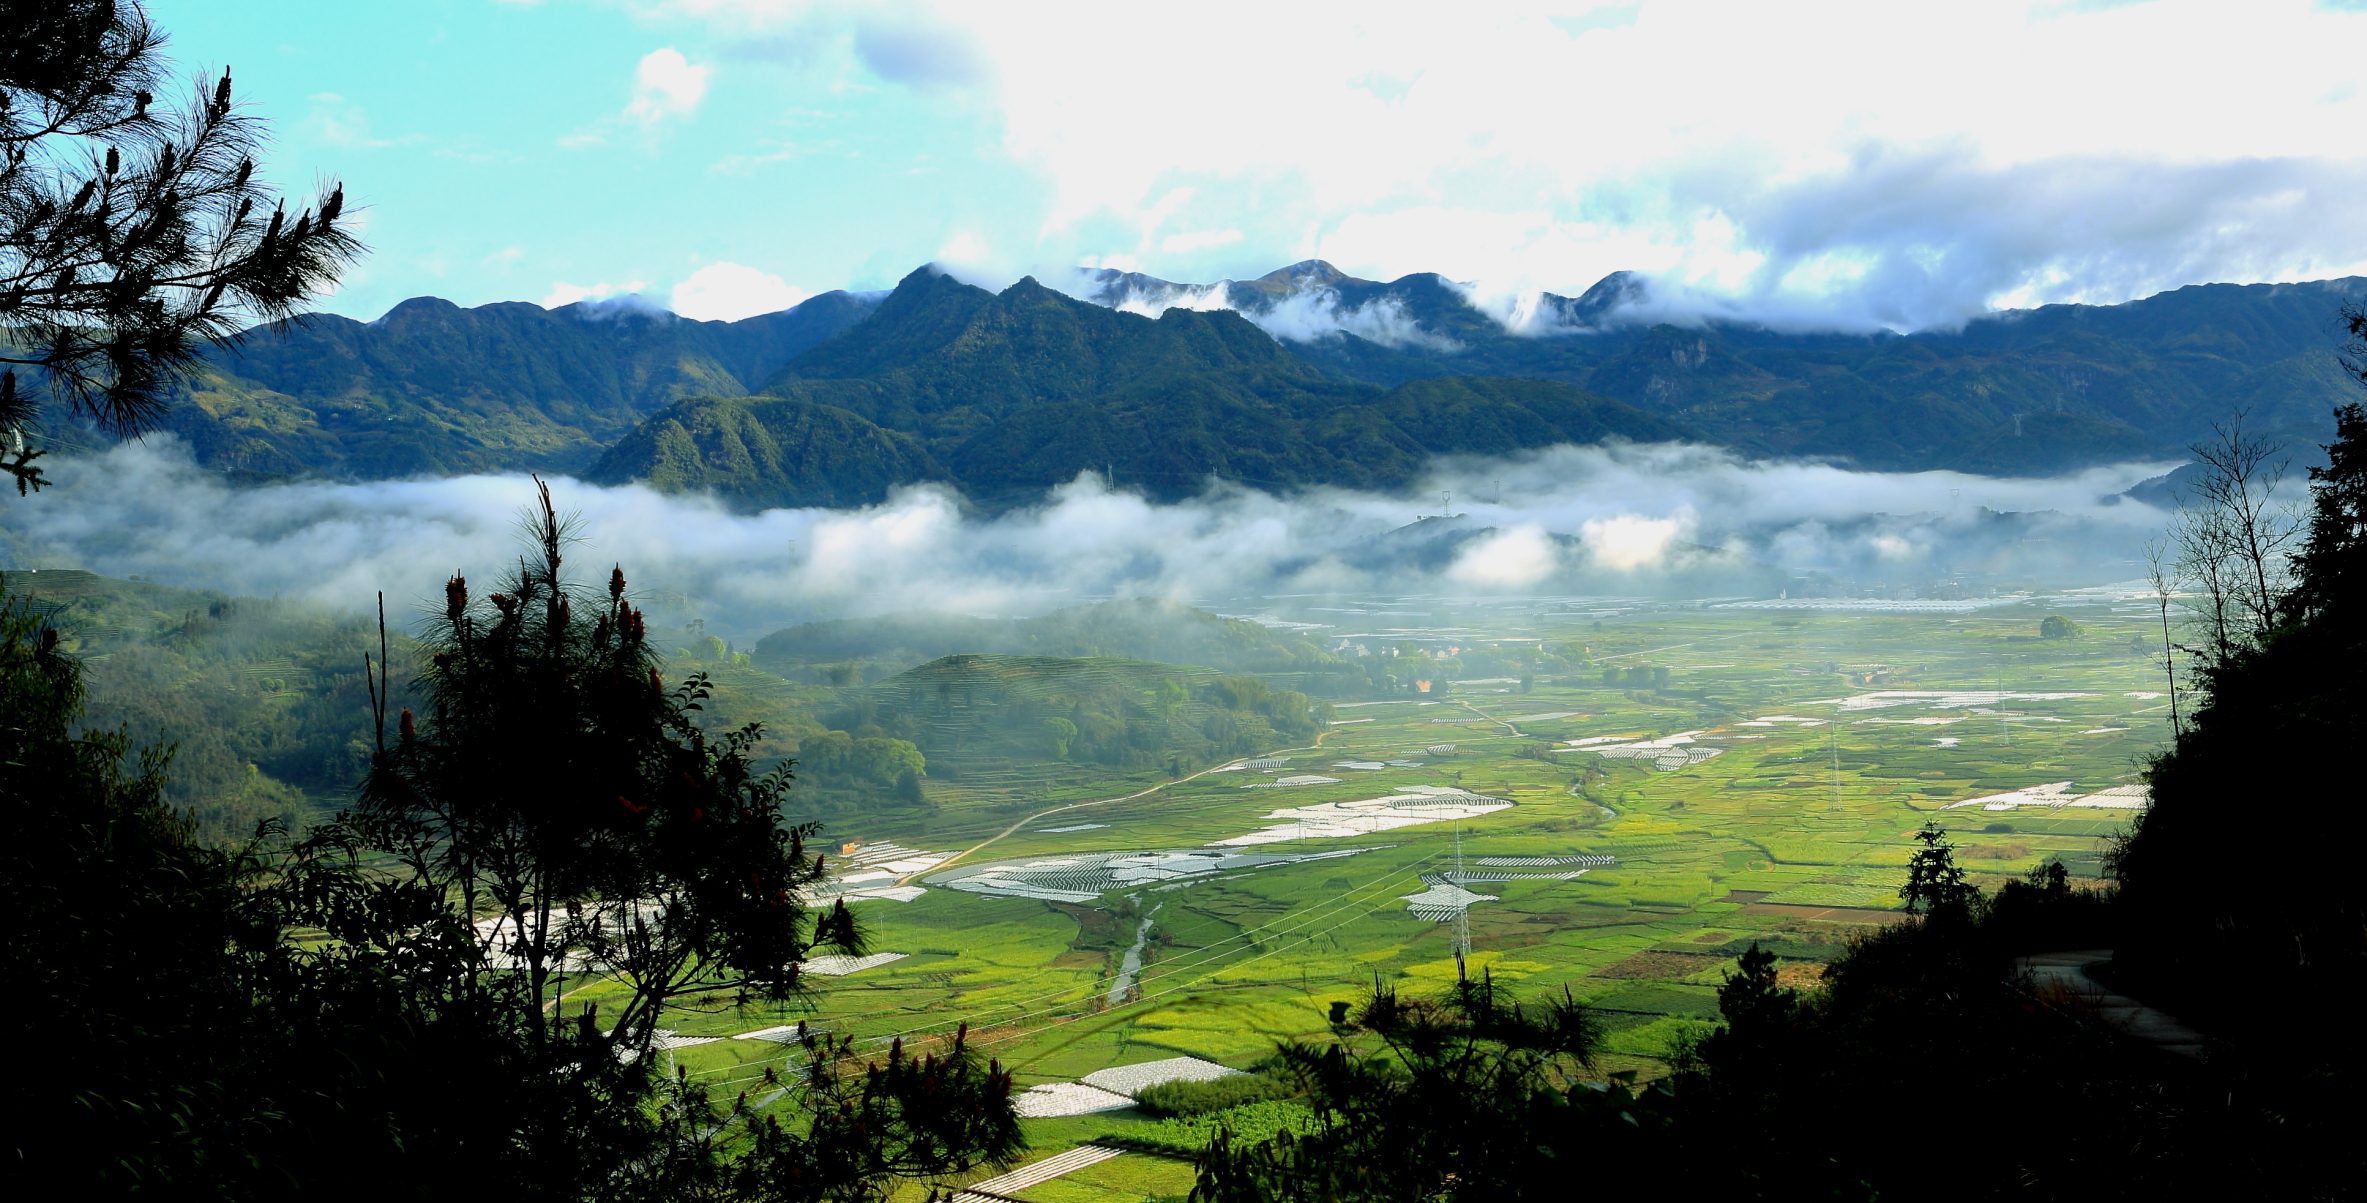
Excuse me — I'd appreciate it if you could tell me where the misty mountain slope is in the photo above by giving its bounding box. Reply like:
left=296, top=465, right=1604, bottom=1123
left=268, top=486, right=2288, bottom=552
left=1085, top=263, right=2366, bottom=471
left=763, top=267, right=1354, bottom=437
left=844, top=652, right=1329, bottom=773
left=113, top=258, right=2366, bottom=491
left=585, top=394, right=949, bottom=509
left=754, top=599, right=1345, bottom=679
left=593, top=266, right=1681, bottom=505
left=154, top=291, right=878, bottom=479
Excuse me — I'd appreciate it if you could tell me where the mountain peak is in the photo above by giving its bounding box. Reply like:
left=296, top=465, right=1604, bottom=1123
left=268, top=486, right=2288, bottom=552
left=1251, top=260, right=1350, bottom=290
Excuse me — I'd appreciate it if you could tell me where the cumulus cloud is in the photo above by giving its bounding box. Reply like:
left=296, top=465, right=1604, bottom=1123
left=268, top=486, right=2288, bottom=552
left=626, top=48, right=713, bottom=125
left=1448, top=526, right=1560, bottom=588
left=5, top=438, right=2182, bottom=640
left=1074, top=272, right=1463, bottom=350
left=671, top=262, right=810, bottom=321
left=542, top=279, right=650, bottom=308
left=1253, top=290, right=1463, bottom=351
left=651, top=0, right=2367, bottom=332
left=1580, top=512, right=1689, bottom=572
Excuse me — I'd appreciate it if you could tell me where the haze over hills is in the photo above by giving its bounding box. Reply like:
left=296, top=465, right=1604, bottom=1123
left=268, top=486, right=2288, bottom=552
left=117, top=259, right=2367, bottom=507
left=158, top=291, right=879, bottom=479
left=589, top=268, right=1690, bottom=507
left=1085, top=260, right=2361, bottom=471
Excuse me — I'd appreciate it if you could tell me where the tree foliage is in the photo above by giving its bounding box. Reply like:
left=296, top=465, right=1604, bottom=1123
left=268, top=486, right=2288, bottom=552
left=1, top=0, right=359, bottom=494
left=1189, top=975, right=1656, bottom=1202
left=293, top=481, right=1023, bottom=1197
left=5, top=489, right=1024, bottom=1199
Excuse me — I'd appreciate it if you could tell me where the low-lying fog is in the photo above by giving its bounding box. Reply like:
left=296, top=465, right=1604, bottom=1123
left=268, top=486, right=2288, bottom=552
left=2, top=438, right=2182, bottom=638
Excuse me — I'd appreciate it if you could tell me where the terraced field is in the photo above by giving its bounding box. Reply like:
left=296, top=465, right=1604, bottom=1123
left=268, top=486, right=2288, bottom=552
left=603, top=588, right=2176, bottom=1200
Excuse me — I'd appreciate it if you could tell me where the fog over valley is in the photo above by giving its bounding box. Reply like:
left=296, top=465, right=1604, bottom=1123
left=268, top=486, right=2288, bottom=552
left=2, top=437, right=2180, bottom=638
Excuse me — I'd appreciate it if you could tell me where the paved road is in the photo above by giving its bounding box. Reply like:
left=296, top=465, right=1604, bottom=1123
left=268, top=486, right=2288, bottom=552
left=2019, top=949, right=2207, bottom=1059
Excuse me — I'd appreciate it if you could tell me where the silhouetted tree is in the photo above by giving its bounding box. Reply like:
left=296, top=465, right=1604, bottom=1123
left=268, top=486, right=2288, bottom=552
left=296, top=482, right=1022, bottom=1198
left=1, top=0, right=359, bottom=494
left=2281, top=399, right=2367, bottom=624
left=1190, top=975, right=1666, bottom=1202
left=1899, top=821, right=1976, bottom=919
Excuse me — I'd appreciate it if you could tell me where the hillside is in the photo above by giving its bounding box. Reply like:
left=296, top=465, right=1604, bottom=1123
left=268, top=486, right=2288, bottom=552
left=157, top=291, right=878, bottom=479
left=753, top=599, right=1351, bottom=680
left=838, top=652, right=1331, bottom=776
left=593, top=268, right=1688, bottom=505
left=55, top=259, right=2365, bottom=496
left=0, top=569, right=392, bottom=839
left=1090, top=262, right=2366, bottom=471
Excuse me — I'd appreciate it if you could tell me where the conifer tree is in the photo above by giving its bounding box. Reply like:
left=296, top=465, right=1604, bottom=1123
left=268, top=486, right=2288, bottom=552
left=1, top=0, right=359, bottom=494
left=295, top=482, right=1023, bottom=1198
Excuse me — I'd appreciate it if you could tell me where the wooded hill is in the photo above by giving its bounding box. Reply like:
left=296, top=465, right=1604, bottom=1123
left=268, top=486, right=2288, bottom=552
left=830, top=653, right=1332, bottom=777
left=754, top=598, right=1346, bottom=679
left=123, top=260, right=2367, bottom=504
left=155, top=291, right=877, bottom=479
left=1088, top=260, right=2363, bottom=474
left=587, top=269, right=1689, bottom=507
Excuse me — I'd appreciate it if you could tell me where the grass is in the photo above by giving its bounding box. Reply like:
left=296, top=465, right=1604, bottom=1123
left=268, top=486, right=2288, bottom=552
left=604, top=597, right=2176, bottom=1200
left=1097, top=1101, right=1324, bottom=1157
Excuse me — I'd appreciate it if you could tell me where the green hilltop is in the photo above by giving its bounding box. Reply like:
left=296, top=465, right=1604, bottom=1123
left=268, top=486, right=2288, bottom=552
left=831, top=652, right=1331, bottom=781
left=753, top=598, right=1349, bottom=680
left=590, top=269, right=1689, bottom=507
left=68, top=261, right=2367, bottom=500
left=158, top=291, right=876, bottom=479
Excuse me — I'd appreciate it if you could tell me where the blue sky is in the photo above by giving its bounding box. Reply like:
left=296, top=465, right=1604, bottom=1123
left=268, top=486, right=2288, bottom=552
left=152, top=1, right=2367, bottom=330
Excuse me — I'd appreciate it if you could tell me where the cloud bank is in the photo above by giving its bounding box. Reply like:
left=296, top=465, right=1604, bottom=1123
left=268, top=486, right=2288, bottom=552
left=653, top=0, right=2367, bottom=333
left=4, top=439, right=2179, bottom=639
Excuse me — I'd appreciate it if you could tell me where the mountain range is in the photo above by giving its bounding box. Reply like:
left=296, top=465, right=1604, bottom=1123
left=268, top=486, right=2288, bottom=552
left=142, top=260, right=2367, bottom=507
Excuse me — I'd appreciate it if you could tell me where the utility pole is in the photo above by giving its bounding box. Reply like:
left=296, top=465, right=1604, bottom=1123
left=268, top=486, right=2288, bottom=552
left=1452, top=822, right=1471, bottom=982
left=1828, top=720, right=1841, bottom=811
left=1997, top=660, right=2010, bottom=747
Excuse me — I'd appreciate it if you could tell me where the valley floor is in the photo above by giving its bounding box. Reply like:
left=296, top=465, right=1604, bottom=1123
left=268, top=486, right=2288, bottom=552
left=596, top=592, right=2172, bottom=1200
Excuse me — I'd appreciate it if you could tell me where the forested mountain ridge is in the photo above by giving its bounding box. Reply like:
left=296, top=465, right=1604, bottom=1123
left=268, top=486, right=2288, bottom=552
left=589, top=268, right=1691, bottom=507
left=1091, top=262, right=2366, bottom=472
left=152, top=290, right=879, bottom=479
left=74, top=261, right=2367, bottom=498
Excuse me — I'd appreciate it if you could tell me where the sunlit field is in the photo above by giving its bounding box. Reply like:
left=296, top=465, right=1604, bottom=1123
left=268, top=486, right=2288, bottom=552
left=603, top=589, right=2172, bottom=1193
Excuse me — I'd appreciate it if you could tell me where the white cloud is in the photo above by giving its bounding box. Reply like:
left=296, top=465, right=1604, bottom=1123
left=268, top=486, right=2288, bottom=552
left=9, top=437, right=2180, bottom=639
left=626, top=47, right=713, bottom=125
left=671, top=261, right=810, bottom=321
left=1448, top=526, right=1560, bottom=587
left=301, top=92, right=392, bottom=148
left=542, top=279, right=649, bottom=307
left=1580, top=512, right=1689, bottom=572
left=652, top=0, right=2367, bottom=330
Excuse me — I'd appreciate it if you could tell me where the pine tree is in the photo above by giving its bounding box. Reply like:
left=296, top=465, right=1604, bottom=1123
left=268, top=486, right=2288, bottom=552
left=1, top=0, right=359, bottom=494
left=292, top=482, right=1023, bottom=1198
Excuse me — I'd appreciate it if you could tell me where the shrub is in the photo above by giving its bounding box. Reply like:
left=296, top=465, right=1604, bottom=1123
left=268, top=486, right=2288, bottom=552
left=1101, top=1100, right=1322, bottom=1155
left=1135, top=1071, right=1299, bottom=1118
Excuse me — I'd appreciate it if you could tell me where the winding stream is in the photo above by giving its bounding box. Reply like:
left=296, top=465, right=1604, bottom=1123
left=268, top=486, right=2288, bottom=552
left=1107, top=903, right=1165, bottom=1005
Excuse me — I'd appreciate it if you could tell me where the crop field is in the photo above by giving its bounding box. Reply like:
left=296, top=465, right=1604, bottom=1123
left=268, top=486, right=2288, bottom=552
left=593, top=588, right=2177, bottom=1200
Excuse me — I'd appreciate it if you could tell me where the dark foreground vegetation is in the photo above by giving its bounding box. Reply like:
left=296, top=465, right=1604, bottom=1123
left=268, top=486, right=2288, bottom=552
left=11, top=401, right=2360, bottom=1197
left=7, top=3, right=2366, bottom=1198
left=1173, top=399, right=2367, bottom=1201
left=5, top=489, right=1024, bottom=1199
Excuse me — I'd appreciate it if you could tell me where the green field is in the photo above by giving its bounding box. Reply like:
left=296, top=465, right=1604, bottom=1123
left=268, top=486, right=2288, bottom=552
left=13, top=569, right=2173, bottom=1198
left=615, top=590, right=2172, bottom=1199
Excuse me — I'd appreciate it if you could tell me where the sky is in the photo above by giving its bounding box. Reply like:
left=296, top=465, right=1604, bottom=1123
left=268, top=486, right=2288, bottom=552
left=151, top=0, right=2367, bottom=331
